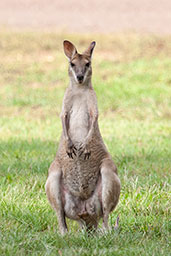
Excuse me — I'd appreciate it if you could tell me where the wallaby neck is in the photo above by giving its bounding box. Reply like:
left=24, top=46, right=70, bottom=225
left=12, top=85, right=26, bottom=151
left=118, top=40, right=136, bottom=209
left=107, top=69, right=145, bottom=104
left=69, top=78, right=93, bottom=90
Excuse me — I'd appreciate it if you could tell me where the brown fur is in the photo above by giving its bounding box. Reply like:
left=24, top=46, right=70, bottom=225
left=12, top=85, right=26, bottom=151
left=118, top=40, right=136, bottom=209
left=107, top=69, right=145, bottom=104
left=45, top=41, right=120, bottom=234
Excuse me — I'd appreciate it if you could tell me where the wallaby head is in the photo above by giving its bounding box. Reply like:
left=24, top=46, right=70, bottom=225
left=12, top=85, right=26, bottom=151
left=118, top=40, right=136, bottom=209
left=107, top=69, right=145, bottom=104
left=63, top=40, right=96, bottom=86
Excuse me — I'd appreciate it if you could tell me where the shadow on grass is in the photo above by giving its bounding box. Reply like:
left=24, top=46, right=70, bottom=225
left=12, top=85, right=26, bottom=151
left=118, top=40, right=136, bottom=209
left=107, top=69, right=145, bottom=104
left=0, top=139, right=59, bottom=184
left=0, top=138, right=170, bottom=185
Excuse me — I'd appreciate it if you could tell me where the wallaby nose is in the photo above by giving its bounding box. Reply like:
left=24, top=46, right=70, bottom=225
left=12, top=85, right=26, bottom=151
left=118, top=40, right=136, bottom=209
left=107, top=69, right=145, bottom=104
left=77, top=75, right=84, bottom=83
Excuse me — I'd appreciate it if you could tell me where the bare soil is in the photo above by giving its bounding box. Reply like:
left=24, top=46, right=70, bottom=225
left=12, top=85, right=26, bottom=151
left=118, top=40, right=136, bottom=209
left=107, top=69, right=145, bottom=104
left=0, top=0, right=171, bottom=34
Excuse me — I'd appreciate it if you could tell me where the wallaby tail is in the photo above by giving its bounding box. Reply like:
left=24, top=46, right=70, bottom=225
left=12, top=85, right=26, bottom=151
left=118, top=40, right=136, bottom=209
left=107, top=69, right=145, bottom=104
left=114, top=215, right=120, bottom=230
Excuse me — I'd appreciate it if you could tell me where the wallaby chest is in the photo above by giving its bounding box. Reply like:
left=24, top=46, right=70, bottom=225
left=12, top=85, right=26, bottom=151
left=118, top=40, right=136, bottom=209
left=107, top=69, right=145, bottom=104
left=68, top=90, right=90, bottom=146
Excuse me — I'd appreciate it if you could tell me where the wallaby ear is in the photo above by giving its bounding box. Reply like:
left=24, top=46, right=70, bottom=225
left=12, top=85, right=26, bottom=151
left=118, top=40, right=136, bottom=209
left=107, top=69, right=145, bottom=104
left=83, top=41, right=96, bottom=57
left=63, top=40, right=77, bottom=59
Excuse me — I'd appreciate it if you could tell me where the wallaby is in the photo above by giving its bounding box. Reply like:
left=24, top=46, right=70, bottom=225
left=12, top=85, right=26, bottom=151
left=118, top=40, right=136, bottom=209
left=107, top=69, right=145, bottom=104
left=45, top=40, right=120, bottom=235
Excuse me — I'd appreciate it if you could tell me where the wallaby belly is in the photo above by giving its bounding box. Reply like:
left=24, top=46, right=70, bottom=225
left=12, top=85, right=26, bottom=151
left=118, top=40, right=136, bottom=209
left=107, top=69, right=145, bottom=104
left=62, top=157, right=99, bottom=199
left=60, top=141, right=107, bottom=200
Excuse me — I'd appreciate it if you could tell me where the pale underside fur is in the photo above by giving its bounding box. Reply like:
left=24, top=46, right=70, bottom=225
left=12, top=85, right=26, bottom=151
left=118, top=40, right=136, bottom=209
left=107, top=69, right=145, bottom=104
left=45, top=40, right=121, bottom=235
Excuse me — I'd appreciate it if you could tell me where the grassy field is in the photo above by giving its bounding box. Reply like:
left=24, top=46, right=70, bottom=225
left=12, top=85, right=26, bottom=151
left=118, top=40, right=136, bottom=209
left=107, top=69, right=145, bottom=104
left=0, top=30, right=171, bottom=255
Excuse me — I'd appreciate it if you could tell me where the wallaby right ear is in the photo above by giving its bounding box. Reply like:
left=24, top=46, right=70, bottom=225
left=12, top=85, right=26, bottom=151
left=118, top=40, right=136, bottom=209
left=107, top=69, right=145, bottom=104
left=83, top=41, right=96, bottom=58
left=63, top=40, right=77, bottom=59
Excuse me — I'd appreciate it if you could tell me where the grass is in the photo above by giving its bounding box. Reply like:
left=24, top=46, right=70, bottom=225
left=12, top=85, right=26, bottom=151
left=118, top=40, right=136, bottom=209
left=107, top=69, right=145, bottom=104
left=0, top=30, right=171, bottom=255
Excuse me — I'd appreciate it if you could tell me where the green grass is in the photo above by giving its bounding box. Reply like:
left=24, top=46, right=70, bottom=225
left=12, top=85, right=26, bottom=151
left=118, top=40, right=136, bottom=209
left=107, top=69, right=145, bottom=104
left=0, top=30, right=171, bottom=255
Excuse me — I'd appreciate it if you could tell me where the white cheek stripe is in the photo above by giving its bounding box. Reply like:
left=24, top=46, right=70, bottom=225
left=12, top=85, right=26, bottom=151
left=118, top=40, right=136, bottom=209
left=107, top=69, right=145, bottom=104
left=83, top=68, right=89, bottom=83
left=71, top=67, right=78, bottom=83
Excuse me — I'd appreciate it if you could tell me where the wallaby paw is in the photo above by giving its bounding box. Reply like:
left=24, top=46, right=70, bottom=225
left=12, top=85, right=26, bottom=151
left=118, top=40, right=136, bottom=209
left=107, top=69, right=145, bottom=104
left=65, top=140, right=77, bottom=159
left=78, top=142, right=91, bottom=160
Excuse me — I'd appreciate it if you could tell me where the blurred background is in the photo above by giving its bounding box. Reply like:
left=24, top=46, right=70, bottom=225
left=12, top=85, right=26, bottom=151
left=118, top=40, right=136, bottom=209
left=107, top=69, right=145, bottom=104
left=0, top=0, right=171, bottom=34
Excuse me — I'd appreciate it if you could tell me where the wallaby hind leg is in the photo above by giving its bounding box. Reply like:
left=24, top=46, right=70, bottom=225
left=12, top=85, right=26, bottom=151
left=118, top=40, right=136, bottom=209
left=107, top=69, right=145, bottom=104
left=100, top=158, right=121, bottom=230
left=45, top=161, right=67, bottom=235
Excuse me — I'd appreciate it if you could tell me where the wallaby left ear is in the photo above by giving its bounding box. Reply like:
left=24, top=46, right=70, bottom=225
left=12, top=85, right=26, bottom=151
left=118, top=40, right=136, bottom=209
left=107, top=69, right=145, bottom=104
left=63, top=40, right=77, bottom=59
left=83, top=41, right=96, bottom=57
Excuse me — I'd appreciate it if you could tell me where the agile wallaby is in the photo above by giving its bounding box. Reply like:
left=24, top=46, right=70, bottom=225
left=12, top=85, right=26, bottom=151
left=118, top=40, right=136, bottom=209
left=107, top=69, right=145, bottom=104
left=45, top=40, right=120, bottom=235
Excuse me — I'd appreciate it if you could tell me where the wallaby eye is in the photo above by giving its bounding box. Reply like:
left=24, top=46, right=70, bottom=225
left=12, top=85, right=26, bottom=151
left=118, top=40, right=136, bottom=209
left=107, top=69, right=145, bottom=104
left=70, top=62, right=75, bottom=67
left=85, top=62, right=90, bottom=68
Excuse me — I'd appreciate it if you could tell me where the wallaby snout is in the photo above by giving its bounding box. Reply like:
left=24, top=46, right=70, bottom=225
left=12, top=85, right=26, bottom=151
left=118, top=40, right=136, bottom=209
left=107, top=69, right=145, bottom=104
left=77, top=74, right=84, bottom=83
